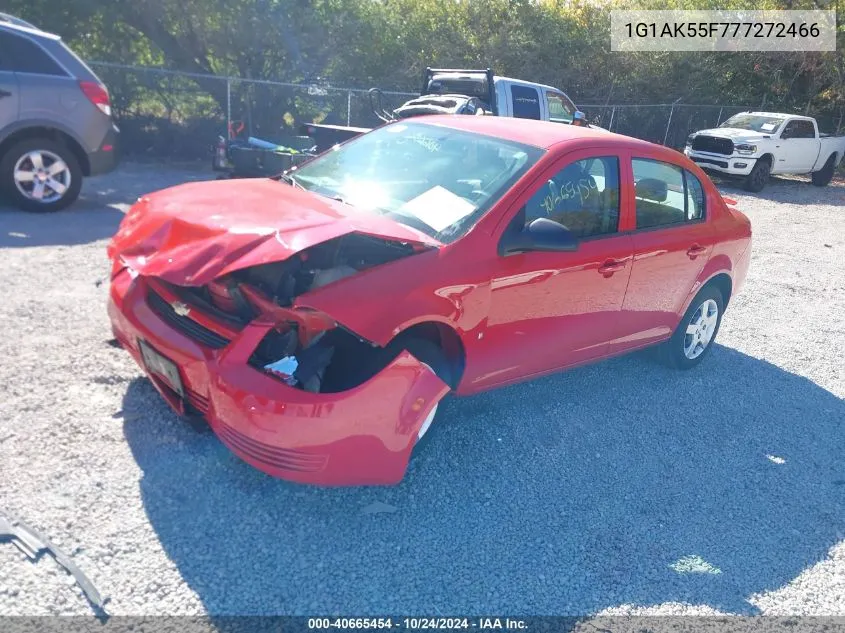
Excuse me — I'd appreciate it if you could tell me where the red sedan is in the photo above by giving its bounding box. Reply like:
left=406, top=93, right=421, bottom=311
left=107, top=115, right=752, bottom=486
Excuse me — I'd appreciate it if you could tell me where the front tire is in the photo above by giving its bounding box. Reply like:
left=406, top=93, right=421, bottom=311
left=661, top=285, right=725, bottom=370
left=357, top=336, right=452, bottom=449
left=396, top=338, right=452, bottom=448
left=811, top=154, right=836, bottom=187
left=743, top=158, right=770, bottom=193
left=0, top=138, right=83, bottom=212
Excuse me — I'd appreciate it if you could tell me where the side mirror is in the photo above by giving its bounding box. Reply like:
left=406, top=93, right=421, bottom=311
left=499, top=217, right=579, bottom=256
left=780, top=129, right=792, bottom=139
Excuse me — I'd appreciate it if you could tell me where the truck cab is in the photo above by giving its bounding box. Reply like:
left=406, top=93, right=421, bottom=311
left=684, top=111, right=845, bottom=192
left=295, top=67, right=597, bottom=155
left=422, top=67, right=584, bottom=125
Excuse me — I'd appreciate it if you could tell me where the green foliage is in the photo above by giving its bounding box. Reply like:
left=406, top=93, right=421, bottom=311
left=4, top=0, right=842, bottom=153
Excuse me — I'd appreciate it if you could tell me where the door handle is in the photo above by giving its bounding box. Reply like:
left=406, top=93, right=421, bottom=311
left=686, top=244, right=708, bottom=259
left=0, top=90, right=11, bottom=99
left=598, top=259, right=626, bottom=277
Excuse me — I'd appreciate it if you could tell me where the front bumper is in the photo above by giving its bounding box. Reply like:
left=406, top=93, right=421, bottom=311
left=107, top=268, right=449, bottom=486
left=88, top=123, right=120, bottom=176
left=684, top=149, right=756, bottom=176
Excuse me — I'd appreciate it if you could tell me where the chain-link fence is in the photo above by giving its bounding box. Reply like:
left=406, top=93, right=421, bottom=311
left=90, top=62, right=418, bottom=161
left=88, top=62, right=844, bottom=162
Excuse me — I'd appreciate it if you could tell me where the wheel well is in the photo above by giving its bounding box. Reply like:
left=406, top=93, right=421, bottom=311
left=0, top=127, right=90, bottom=176
left=707, top=273, right=733, bottom=308
left=758, top=153, right=774, bottom=166
left=397, top=321, right=466, bottom=389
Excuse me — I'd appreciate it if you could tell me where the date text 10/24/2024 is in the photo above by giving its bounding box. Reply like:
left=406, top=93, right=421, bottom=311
left=307, top=618, right=528, bottom=630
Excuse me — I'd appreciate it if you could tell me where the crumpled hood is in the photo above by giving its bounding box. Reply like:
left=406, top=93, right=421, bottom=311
left=694, top=127, right=771, bottom=142
left=107, top=178, right=440, bottom=286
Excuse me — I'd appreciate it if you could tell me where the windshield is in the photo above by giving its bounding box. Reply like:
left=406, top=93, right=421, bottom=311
left=719, top=114, right=786, bottom=134
left=287, top=121, right=545, bottom=243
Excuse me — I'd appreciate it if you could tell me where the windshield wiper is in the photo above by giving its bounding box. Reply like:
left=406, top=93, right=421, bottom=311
left=279, top=172, right=304, bottom=190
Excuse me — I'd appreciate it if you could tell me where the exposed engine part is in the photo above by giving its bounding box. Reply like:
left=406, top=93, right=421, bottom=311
left=310, top=265, right=358, bottom=290
left=264, top=356, right=299, bottom=385
left=292, top=338, right=335, bottom=392
left=254, top=327, right=298, bottom=366
left=229, top=233, right=420, bottom=308
left=253, top=322, right=391, bottom=394
left=159, top=234, right=423, bottom=333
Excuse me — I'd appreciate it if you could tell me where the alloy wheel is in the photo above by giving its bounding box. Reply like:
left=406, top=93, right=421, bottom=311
left=683, top=298, right=719, bottom=360
left=13, top=150, right=72, bottom=204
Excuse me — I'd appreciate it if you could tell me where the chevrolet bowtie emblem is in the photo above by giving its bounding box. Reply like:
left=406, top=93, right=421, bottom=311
left=171, top=301, right=191, bottom=317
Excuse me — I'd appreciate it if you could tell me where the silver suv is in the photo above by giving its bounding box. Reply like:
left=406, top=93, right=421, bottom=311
left=0, top=13, right=119, bottom=212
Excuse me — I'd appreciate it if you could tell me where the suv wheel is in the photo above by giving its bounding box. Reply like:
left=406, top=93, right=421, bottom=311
left=1, top=138, right=83, bottom=212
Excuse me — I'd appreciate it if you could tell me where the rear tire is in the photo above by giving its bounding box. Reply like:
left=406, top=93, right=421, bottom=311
left=0, top=138, right=83, bottom=212
left=811, top=154, right=836, bottom=187
left=660, top=285, right=725, bottom=370
left=743, top=158, right=770, bottom=193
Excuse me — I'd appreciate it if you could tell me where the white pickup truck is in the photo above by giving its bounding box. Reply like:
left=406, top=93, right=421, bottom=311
left=684, top=112, right=845, bottom=192
left=301, top=67, right=602, bottom=153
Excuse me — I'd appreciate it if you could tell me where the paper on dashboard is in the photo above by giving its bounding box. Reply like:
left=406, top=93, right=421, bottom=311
left=398, top=186, right=476, bottom=232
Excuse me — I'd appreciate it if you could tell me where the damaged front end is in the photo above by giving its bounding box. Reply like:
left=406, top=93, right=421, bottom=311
left=147, top=231, right=428, bottom=394
left=109, top=227, right=448, bottom=485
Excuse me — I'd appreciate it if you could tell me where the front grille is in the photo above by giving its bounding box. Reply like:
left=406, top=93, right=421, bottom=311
left=691, top=135, right=734, bottom=156
left=147, top=290, right=231, bottom=349
left=157, top=280, right=246, bottom=329
left=215, top=422, right=328, bottom=473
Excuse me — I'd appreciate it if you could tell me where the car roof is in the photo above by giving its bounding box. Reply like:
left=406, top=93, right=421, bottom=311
left=495, top=75, right=565, bottom=94
left=407, top=114, right=661, bottom=152
left=734, top=111, right=811, bottom=120
left=0, top=14, right=61, bottom=41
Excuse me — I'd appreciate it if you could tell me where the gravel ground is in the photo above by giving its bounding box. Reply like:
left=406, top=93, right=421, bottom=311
left=0, top=164, right=843, bottom=618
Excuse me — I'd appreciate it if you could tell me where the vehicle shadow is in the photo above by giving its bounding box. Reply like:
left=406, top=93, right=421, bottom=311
left=705, top=172, right=845, bottom=205
left=121, top=344, right=845, bottom=615
left=0, top=204, right=125, bottom=248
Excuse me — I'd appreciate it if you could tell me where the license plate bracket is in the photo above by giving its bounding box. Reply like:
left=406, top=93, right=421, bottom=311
left=138, top=339, right=184, bottom=398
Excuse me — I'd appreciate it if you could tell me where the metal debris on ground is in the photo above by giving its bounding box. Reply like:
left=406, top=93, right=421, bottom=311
left=0, top=508, right=107, bottom=614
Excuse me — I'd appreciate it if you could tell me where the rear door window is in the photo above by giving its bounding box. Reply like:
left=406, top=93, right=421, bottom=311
left=794, top=120, right=815, bottom=138
left=510, top=85, right=541, bottom=120
left=783, top=119, right=816, bottom=139
left=0, top=31, right=67, bottom=76
left=632, top=158, right=707, bottom=229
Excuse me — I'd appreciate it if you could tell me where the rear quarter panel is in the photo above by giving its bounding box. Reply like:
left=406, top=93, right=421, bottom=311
left=682, top=190, right=752, bottom=315
left=814, top=137, right=845, bottom=169
left=16, top=73, right=109, bottom=152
